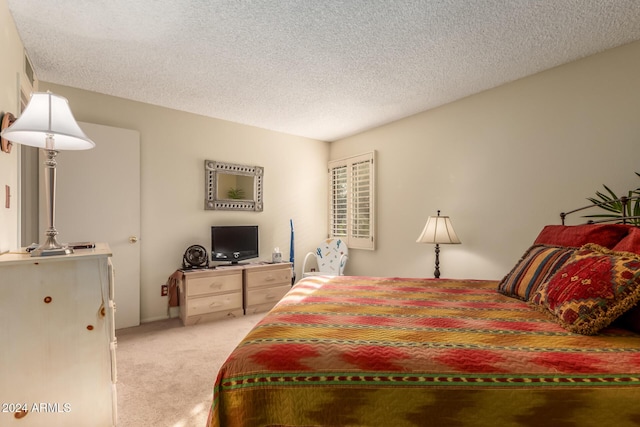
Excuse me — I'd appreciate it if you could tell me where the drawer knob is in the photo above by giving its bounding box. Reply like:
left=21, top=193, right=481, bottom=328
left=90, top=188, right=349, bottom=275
left=14, top=410, right=28, bottom=419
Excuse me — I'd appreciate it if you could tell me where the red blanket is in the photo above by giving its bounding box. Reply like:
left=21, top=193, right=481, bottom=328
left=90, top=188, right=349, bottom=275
left=209, top=276, right=640, bottom=426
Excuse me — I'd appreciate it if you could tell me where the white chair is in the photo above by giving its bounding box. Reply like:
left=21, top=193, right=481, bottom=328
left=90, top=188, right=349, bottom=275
left=302, top=238, right=348, bottom=277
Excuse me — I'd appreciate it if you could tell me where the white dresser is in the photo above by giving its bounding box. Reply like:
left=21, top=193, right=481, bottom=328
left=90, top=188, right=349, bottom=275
left=0, top=243, right=117, bottom=426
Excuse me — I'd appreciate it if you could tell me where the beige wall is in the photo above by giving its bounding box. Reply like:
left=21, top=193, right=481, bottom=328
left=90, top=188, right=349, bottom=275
left=0, top=0, right=25, bottom=252
left=331, top=40, right=640, bottom=280
left=5, top=0, right=640, bottom=320
left=40, top=83, right=330, bottom=323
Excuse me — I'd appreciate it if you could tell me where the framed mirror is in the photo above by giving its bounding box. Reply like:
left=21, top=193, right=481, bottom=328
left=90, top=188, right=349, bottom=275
left=205, top=160, right=264, bottom=211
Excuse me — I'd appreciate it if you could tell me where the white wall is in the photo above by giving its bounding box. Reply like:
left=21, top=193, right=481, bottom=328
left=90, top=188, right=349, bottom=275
left=331, top=40, right=640, bottom=281
left=39, top=83, right=330, bottom=323
left=0, top=0, right=25, bottom=252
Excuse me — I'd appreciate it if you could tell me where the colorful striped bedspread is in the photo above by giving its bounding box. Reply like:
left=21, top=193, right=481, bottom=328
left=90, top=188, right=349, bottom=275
left=208, top=276, right=640, bottom=427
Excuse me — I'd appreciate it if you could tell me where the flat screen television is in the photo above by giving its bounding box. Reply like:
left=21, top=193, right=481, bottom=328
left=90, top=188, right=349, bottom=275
left=211, top=225, right=259, bottom=264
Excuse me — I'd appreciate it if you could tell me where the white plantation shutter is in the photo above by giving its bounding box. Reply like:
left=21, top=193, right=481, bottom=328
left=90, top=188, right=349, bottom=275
left=330, top=165, right=348, bottom=238
left=328, top=152, right=376, bottom=250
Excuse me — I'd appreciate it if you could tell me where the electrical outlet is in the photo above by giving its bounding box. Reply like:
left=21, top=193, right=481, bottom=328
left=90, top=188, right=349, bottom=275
left=161, top=284, right=168, bottom=296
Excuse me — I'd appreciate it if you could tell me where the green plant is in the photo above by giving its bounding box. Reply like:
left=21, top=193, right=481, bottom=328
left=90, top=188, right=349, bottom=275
left=227, top=187, right=245, bottom=200
left=585, top=172, right=640, bottom=225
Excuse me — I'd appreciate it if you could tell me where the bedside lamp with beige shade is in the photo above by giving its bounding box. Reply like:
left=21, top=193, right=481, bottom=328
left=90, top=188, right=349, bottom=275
left=416, top=210, right=461, bottom=278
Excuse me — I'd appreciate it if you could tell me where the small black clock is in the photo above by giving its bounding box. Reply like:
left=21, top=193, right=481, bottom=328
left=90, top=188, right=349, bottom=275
left=182, top=245, right=209, bottom=269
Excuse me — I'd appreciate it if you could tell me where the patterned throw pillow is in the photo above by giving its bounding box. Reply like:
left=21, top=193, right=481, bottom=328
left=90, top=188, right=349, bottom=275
left=498, top=245, right=574, bottom=301
left=530, top=243, right=640, bottom=335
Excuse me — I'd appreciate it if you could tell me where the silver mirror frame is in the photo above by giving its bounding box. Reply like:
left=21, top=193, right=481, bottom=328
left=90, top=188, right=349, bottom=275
left=205, top=160, right=264, bottom=211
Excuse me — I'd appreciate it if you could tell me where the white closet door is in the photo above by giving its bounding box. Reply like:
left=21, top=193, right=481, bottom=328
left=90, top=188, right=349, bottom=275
left=41, top=122, right=141, bottom=329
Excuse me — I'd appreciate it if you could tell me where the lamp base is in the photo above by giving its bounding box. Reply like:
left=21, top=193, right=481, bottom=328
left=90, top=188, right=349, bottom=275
left=30, top=236, right=74, bottom=257
left=433, top=243, right=441, bottom=279
left=30, top=246, right=74, bottom=257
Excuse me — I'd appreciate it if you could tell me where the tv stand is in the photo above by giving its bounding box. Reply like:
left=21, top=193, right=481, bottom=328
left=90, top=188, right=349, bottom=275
left=178, top=262, right=292, bottom=325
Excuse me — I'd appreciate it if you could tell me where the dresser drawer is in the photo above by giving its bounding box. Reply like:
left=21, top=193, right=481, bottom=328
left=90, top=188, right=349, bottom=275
left=182, top=308, right=244, bottom=325
left=186, top=271, right=242, bottom=297
left=245, top=267, right=292, bottom=289
left=245, top=284, right=291, bottom=307
left=186, top=292, right=243, bottom=317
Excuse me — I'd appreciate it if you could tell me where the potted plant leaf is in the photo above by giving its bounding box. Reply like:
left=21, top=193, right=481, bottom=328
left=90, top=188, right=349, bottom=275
left=227, top=187, right=245, bottom=200
left=585, top=173, right=640, bottom=225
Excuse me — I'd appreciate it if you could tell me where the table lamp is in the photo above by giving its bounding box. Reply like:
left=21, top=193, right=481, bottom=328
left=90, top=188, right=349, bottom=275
left=0, top=91, right=95, bottom=256
left=416, top=210, right=461, bottom=278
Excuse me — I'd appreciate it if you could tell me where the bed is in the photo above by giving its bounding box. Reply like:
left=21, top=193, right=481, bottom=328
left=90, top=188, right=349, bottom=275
left=208, top=206, right=640, bottom=426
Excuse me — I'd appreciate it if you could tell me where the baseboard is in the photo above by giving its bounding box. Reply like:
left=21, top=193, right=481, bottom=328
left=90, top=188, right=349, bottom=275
left=140, top=315, right=169, bottom=324
left=141, top=307, right=180, bottom=324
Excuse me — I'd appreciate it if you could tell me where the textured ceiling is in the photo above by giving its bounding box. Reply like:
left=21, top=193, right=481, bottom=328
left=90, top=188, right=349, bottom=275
left=7, top=1, right=640, bottom=141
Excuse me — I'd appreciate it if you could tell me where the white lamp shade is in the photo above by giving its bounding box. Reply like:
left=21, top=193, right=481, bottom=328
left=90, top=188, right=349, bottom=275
left=0, top=92, right=94, bottom=150
left=416, top=215, right=461, bottom=244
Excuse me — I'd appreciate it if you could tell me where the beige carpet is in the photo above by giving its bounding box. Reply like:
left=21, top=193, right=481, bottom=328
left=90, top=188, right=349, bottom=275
left=115, top=313, right=264, bottom=427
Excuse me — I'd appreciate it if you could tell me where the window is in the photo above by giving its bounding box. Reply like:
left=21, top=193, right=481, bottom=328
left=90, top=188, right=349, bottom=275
left=328, top=151, right=375, bottom=250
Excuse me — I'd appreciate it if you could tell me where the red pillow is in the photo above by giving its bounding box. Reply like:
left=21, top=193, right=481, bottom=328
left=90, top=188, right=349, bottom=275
left=530, top=244, right=640, bottom=335
left=613, top=227, right=640, bottom=254
left=609, top=227, right=640, bottom=333
left=533, top=224, right=631, bottom=249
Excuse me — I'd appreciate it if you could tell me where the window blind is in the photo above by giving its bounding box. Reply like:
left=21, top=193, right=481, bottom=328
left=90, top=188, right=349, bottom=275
left=328, top=151, right=375, bottom=250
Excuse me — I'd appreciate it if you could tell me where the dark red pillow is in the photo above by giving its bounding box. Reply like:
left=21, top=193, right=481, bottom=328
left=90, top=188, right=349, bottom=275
left=613, top=227, right=640, bottom=254
left=533, top=224, right=631, bottom=249
left=609, top=228, right=640, bottom=333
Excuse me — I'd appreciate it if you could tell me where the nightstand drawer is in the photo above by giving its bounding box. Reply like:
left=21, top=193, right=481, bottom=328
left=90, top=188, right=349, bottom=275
left=187, top=272, right=242, bottom=297
left=186, top=292, right=243, bottom=317
left=245, top=284, right=291, bottom=307
left=245, top=267, right=292, bottom=289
